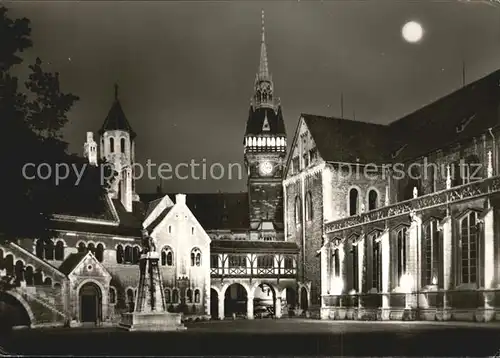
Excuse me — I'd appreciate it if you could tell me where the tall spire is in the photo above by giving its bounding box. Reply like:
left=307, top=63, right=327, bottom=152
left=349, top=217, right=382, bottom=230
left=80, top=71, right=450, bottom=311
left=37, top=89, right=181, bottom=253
left=258, top=9, right=270, bottom=80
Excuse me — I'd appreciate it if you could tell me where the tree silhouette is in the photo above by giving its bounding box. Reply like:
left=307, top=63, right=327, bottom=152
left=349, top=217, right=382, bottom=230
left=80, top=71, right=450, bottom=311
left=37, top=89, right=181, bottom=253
left=0, top=6, right=116, bottom=245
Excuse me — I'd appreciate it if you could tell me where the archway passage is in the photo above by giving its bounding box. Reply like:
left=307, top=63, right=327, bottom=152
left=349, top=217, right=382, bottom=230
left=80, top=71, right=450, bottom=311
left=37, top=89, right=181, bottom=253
left=285, top=287, right=297, bottom=309
left=253, top=283, right=276, bottom=319
left=79, top=282, right=102, bottom=324
left=210, top=289, right=218, bottom=319
left=0, top=292, right=31, bottom=329
left=300, top=287, right=308, bottom=311
left=224, top=283, right=247, bottom=318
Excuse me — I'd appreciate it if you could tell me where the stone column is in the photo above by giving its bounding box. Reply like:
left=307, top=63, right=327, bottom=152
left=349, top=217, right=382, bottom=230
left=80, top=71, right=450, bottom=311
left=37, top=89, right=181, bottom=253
left=483, top=207, right=495, bottom=321
left=407, top=212, right=422, bottom=311
left=218, top=294, right=225, bottom=320
left=357, top=236, right=365, bottom=313
left=247, top=292, right=254, bottom=320
left=441, top=215, right=452, bottom=319
left=320, top=245, right=329, bottom=297
left=283, top=183, right=288, bottom=239
left=380, top=229, right=390, bottom=320
left=275, top=292, right=282, bottom=319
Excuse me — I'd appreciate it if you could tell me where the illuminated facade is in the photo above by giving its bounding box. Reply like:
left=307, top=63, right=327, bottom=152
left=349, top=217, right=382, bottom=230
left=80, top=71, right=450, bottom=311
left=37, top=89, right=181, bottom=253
left=286, top=70, right=500, bottom=321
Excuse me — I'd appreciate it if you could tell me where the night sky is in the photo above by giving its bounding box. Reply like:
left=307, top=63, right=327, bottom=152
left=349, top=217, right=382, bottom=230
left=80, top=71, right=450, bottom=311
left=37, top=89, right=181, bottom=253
left=6, top=1, right=500, bottom=194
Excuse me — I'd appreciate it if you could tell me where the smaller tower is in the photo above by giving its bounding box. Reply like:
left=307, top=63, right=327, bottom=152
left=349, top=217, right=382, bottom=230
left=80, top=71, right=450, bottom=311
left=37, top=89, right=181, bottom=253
left=83, top=132, right=98, bottom=166
left=99, top=83, right=139, bottom=212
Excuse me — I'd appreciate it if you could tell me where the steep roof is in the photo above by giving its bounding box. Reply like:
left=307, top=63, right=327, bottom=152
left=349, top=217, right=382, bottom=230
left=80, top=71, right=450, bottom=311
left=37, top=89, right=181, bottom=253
left=388, top=69, right=500, bottom=161
left=300, top=69, right=500, bottom=165
left=58, top=252, right=87, bottom=275
left=301, top=114, right=390, bottom=164
left=245, top=106, right=286, bottom=137
left=99, top=88, right=136, bottom=138
left=140, top=192, right=250, bottom=231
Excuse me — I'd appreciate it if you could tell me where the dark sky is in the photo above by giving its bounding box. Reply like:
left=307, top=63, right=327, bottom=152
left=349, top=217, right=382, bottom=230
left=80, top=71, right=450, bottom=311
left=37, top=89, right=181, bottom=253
left=7, top=1, right=500, bottom=194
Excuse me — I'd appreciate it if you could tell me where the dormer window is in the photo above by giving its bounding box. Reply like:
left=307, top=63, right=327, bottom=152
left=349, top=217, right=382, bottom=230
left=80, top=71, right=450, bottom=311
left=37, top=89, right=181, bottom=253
left=456, top=114, right=476, bottom=133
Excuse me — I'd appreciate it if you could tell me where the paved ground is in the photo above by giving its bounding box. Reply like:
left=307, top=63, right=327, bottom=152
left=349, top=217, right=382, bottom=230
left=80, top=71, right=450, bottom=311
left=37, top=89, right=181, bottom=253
left=2, top=319, right=500, bottom=356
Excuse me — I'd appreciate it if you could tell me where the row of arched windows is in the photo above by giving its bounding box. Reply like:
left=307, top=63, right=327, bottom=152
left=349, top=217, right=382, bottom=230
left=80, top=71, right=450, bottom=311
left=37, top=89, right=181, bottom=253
left=77, top=242, right=105, bottom=262
left=348, top=188, right=379, bottom=216
left=294, top=192, right=314, bottom=225
left=108, top=137, right=127, bottom=154
left=0, top=250, right=54, bottom=287
left=35, top=239, right=65, bottom=261
left=160, top=247, right=202, bottom=267
left=165, top=288, right=201, bottom=304
left=338, top=211, right=480, bottom=295
left=116, top=244, right=141, bottom=264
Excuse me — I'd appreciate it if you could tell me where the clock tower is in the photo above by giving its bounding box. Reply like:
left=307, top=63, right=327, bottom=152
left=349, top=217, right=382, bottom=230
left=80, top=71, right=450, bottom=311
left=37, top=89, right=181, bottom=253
left=244, top=10, right=287, bottom=238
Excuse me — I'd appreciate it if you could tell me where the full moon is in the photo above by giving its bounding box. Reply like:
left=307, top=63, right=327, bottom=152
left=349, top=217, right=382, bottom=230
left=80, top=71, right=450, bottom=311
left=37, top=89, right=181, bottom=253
left=402, top=21, right=423, bottom=43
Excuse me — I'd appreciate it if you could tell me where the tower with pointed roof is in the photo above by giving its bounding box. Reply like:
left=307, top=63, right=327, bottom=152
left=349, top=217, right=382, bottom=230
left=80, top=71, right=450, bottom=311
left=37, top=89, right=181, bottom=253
left=244, top=10, right=287, bottom=238
left=97, top=84, right=140, bottom=212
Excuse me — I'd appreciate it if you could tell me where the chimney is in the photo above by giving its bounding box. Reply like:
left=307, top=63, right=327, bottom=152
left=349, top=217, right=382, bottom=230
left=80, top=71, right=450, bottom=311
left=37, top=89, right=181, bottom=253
left=176, top=193, right=186, bottom=205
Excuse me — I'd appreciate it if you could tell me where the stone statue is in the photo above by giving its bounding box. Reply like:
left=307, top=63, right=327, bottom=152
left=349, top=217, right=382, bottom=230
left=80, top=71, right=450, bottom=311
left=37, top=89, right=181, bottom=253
left=141, top=229, right=157, bottom=253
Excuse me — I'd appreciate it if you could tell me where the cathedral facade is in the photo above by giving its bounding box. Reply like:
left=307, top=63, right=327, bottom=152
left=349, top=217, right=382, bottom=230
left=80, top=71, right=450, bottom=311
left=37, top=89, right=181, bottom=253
left=285, top=70, right=500, bottom=322
left=0, top=12, right=304, bottom=328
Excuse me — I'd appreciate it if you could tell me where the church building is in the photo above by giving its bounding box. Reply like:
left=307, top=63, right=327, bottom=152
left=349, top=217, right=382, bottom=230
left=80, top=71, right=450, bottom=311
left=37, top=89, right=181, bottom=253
left=285, top=70, right=500, bottom=322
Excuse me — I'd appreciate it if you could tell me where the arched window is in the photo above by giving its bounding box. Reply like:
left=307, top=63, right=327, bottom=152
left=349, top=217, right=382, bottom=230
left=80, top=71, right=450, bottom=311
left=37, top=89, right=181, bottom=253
left=109, top=137, right=115, bottom=153
left=44, top=277, right=52, bottom=286
left=132, top=246, right=141, bottom=264
left=25, top=266, right=34, bottom=286
left=172, top=289, right=179, bottom=303
left=348, top=188, right=359, bottom=216
left=194, top=289, right=200, bottom=303
left=424, top=220, right=440, bottom=286
left=95, top=244, right=104, bottom=263
left=294, top=196, right=302, bottom=224
left=54, top=241, right=65, bottom=261
left=368, top=189, right=378, bottom=211
left=120, top=138, right=126, bottom=153
left=191, top=248, right=201, bottom=267
left=372, top=233, right=381, bottom=292
left=161, top=247, right=173, bottom=266
left=165, top=289, right=171, bottom=303
left=124, top=245, right=132, bottom=263
left=397, top=227, right=407, bottom=283
left=87, top=242, right=95, bottom=256
left=116, top=245, right=124, bottom=264
left=460, top=212, right=478, bottom=284
left=186, top=289, right=193, bottom=303
left=78, top=242, right=86, bottom=253
left=305, top=192, right=313, bottom=221
left=44, top=240, right=54, bottom=260
left=333, top=249, right=340, bottom=277
left=351, top=243, right=359, bottom=292
left=35, top=239, right=44, bottom=258
left=109, top=287, right=117, bottom=304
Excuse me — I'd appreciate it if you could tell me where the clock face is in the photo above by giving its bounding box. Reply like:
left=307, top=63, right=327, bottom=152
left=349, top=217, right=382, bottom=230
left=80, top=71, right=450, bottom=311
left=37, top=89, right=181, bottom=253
left=259, top=161, right=273, bottom=176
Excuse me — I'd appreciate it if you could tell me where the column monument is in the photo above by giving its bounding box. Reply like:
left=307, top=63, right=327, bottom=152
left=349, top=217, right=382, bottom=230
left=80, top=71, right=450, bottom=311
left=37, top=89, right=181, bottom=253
left=119, top=229, right=186, bottom=331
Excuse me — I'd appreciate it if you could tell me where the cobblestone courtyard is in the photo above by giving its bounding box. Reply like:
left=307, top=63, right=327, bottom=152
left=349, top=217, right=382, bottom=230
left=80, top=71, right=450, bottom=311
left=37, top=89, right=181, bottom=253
left=2, top=319, right=500, bottom=356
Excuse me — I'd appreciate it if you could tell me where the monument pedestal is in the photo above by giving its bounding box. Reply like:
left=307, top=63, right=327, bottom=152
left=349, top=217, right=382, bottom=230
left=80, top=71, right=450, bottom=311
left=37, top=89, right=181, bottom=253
left=119, top=251, right=186, bottom=331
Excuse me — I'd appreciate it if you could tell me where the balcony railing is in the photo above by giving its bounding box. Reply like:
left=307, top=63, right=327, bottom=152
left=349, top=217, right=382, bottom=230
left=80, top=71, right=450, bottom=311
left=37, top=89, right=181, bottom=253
left=210, top=266, right=297, bottom=278
left=325, top=175, right=500, bottom=234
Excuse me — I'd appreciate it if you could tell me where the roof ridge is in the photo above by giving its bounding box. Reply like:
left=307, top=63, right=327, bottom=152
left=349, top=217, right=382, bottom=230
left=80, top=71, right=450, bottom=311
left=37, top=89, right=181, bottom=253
left=388, top=68, right=500, bottom=128
left=301, top=113, right=388, bottom=128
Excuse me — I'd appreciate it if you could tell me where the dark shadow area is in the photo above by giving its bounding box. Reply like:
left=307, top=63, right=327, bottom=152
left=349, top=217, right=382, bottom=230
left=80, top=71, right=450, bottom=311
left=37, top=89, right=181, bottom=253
left=3, top=324, right=500, bottom=357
